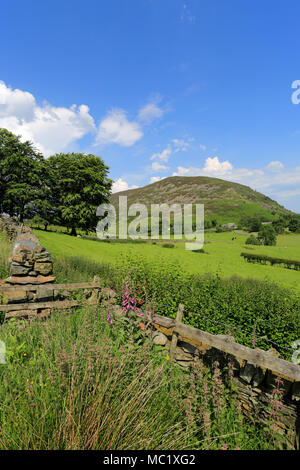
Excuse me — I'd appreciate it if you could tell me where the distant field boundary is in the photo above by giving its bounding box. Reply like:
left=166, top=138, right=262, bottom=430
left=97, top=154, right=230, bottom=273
left=241, top=252, right=300, bottom=271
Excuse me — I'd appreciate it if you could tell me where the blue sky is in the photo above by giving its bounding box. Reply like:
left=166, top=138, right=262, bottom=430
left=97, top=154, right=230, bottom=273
left=1, top=0, right=300, bottom=212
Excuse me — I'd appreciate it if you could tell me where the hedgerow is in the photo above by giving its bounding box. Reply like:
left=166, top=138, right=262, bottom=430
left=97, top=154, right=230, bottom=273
left=241, top=252, right=300, bottom=271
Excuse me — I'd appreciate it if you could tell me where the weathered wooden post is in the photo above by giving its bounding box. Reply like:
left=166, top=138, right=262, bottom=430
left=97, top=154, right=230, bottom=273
left=169, top=303, right=184, bottom=362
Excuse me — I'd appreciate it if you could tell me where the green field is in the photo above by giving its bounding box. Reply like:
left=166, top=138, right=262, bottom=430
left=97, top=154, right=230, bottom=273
left=35, top=229, right=300, bottom=294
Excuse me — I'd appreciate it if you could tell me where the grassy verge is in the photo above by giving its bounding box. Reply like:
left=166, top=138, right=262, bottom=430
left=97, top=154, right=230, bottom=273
left=0, top=305, right=292, bottom=450
left=0, top=233, right=11, bottom=279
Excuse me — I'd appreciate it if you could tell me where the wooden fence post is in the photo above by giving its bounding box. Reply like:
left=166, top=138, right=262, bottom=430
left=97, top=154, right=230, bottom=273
left=169, top=303, right=184, bottom=362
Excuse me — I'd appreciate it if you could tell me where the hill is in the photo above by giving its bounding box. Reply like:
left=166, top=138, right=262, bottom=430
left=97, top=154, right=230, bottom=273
left=110, top=176, right=293, bottom=224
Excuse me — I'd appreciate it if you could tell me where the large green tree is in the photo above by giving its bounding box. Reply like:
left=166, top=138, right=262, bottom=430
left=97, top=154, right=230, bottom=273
left=0, top=128, right=44, bottom=221
left=288, top=217, right=300, bottom=233
left=257, top=225, right=277, bottom=246
left=46, top=153, right=112, bottom=235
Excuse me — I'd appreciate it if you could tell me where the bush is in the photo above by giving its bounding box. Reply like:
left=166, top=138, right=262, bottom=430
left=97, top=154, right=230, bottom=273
left=162, top=243, right=175, bottom=248
left=241, top=252, right=300, bottom=271
left=258, top=225, right=277, bottom=246
left=245, top=235, right=262, bottom=246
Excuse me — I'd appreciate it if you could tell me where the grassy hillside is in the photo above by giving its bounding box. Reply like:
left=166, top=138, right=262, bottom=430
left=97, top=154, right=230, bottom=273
left=110, top=176, right=293, bottom=224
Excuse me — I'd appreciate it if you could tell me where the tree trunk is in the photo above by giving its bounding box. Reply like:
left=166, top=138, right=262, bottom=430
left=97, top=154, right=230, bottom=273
left=71, top=227, right=77, bottom=236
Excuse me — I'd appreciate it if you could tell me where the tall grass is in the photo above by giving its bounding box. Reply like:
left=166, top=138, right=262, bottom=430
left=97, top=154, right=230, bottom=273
left=0, top=234, right=10, bottom=279
left=0, top=305, right=289, bottom=450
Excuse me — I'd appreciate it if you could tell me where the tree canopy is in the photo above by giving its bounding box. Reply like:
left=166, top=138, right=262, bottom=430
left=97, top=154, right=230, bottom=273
left=257, top=225, right=277, bottom=246
left=46, top=153, right=112, bottom=235
left=0, top=128, right=44, bottom=221
left=0, top=128, right=112, bottom=233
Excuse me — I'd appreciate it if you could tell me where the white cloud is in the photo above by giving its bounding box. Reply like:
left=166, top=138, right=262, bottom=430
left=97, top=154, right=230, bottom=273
left=173, top=157, right=264, bottom=181
left=150, top=145, right=172, bottom=162
left=0, top=81, right=96, bottom=156
left=150, top=176, right=164, bottom=184
left=266, top=161, right=284, bottom=172
left=96, top=109, right=143, bottom=147
left=274, top=188, right=300, bottom=199
left=111, top=178, right=139, bottom=193
left=172, top=156, right=300, bottom=205
left=0, top=81, right=36, bottom=120
left=151, top=161, right=169, bottom=171
left=138, top=102, right=164, bottom=124
left=150, top=137, right=194, bottom=164
left=203, top=156, right=233, bottom=175
left=171, top=138, right=192, bottom=153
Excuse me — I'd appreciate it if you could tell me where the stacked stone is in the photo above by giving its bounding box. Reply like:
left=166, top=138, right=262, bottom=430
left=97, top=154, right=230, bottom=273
left=149, top=326, right=300, bottom=438
left=0, top=216, right=20, bottom=241
left=6, top=229, right=55, bottom=285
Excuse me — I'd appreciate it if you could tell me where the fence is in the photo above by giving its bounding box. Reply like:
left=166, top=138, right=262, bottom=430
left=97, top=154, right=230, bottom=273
left=138, top=302, right=300, bottom=439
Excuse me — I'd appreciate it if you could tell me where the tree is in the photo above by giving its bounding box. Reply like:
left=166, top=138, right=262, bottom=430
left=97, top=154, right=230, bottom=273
left=239, top=215, right=262, bottom=232
left=258, top=225, right=277, bottom=246
left=27, top=159, right=60, bottom=230
left=46, top=153, right=112, bottom=235
left=0, top=128, right=44, bottom=221
left=272, top=218, right=286, bottom=235
left=288, top=217, right=300, bottom=233
left=245, top=234, right=262, bottom=246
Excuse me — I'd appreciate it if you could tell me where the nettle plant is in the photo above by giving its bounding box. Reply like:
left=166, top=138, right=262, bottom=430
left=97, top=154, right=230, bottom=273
left=110, top=282, right=158, bottom=347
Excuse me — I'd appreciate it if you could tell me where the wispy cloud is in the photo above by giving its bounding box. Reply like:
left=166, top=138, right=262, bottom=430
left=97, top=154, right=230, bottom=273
left=138, top=102, right=164, bottom=124
left=151, top=161, right=169, bottom=171
left=266, top=161, right=284, bottom=172
left=150, top=145, right=172, bottom=162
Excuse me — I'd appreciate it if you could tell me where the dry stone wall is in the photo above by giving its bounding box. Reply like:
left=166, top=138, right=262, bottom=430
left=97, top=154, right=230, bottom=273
left=147, top=315, right=300, bottom=440
left=101, top=296, right=300, bottom=441
left=0, top=217, right=55, bottom=287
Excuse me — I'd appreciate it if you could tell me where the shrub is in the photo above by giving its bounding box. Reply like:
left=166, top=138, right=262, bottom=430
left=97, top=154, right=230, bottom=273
left=241, top=252, right=300, bottom=271
left=245, top=235, right=262, bottom=246
left=258, top=225, right=277, bottom=246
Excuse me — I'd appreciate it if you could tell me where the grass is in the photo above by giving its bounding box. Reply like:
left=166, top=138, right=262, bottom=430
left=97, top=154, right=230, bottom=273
left=0, top=233, right=10, bottom=279
left=0, top=304, right=292, bottom=450
left=0, top=229, right=298, bottom=449
left=34, top=229, right=300, bottom=293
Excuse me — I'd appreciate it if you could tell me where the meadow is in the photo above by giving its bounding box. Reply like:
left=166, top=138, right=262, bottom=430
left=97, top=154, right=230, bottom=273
left=0, top=229, right=299, bottom=449
left=25, top=228, right=299, bottom=359
left=34, top=229, right=300, bottom=293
